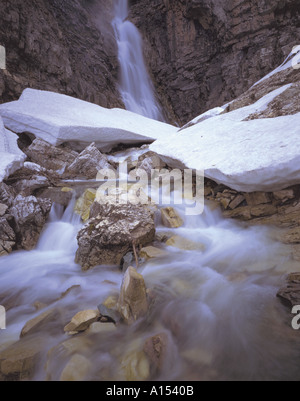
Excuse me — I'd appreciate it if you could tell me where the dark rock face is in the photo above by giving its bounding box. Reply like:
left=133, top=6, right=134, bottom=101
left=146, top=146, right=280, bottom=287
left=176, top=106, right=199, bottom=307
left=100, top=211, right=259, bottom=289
left=130, top=0, right=300, bottom=124
left=0, top=0, right=122, bottom=109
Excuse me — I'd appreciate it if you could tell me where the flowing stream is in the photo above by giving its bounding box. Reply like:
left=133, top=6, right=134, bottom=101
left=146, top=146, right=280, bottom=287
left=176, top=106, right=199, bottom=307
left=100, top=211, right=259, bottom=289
left=0, top=184, right=300, bottom=380
left=112, top=0, right=164, bottom=121
left=0, top=0, right=300, bottom=383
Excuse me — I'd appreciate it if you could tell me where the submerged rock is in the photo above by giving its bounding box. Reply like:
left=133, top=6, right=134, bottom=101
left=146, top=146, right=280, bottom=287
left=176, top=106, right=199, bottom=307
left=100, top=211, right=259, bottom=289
left=60, top=354, right=92, bottom=382
left=0, top=337, right=45, bottom=381
left=144, top=333, right=169, bottom=373
left=20, top=309, right=56, bottom=338
left=75, top=202, right=155, bottom=270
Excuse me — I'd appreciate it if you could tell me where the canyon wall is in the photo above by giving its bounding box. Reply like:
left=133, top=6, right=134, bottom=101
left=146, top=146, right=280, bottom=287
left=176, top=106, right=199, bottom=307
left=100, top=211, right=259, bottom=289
left=130, top=0, right=300, bottom=124
left=0, top=0, right=122, bottom=108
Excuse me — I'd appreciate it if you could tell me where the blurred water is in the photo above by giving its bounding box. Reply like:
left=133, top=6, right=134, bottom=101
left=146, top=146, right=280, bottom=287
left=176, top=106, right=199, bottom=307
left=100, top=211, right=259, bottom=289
left=0, top=195, right=299, bottom=381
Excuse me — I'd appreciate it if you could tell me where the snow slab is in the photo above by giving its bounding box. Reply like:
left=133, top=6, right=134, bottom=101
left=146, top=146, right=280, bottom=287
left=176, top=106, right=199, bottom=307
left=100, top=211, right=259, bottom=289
left=0, top=116, right=26, bottom=182
left=0, top=89, right=177, bottom=152
left=150, top=85, right=300, bottom=192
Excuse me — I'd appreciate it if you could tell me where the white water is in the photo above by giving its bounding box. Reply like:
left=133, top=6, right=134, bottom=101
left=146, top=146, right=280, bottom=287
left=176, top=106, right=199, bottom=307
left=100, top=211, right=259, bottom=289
left=112, top=0, right=164, bottom=121
left=0, top=193, right=300, bottom=380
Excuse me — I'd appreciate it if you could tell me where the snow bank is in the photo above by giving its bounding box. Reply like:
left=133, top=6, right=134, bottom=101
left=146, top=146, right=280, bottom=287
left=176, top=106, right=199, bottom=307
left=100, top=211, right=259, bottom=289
left=150, top=85, right=300, bottom=192
left=0, top=117, right=26, bottom=182
left=0, top=89, right=177, bottom=152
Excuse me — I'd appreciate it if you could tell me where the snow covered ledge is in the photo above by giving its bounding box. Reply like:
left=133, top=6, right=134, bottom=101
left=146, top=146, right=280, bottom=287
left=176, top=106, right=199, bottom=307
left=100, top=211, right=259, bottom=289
left=150, top=83, right=300, bottom=193
left=0, top=89, right=177, bottom=152
left=0, top=116, right=26, bottom=183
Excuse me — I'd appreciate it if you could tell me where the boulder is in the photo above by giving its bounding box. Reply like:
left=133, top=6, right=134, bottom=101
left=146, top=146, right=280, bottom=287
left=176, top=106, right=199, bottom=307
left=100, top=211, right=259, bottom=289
left=66, top=143, right=112, bottom=179
left=25, top=138, right=78, bottom=172
left=64, top=310, right=100, bottom=334
left=0, top=89, right=177, bottom=152
left=75, top=202, right=155, bottom=270
left=10, top=195, right=52, bottom=250
left=118, top=266, right=148, bottom=325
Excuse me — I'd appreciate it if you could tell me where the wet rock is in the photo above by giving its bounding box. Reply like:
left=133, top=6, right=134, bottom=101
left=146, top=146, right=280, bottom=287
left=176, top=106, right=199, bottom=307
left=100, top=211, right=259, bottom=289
left=60, top=354, right=91, bottom=382
left=76, top=202, right=155, bottom=270
left=25, top=138, right=78, bottom=173
left=277, top=273, right=300, bottom=308
left=118, top=267, right=148, bottom=325
left=140, top=246, right=168, bottom=259
left=161, top=207, right=184, bottom=228
left=87, top=322, right=117, bottom=335
left=74, top=188, right=97, bottom=222
left=66, top=143, right=112, bottom=179
left=143, top=333, right=169, bottom=373
left=10, top=195, right=52, bottom=250
left=98, top=296, right=121, bottom=324
left=0, top=337, right=45, bottom=380
left=0, top=217, right=16, bottom=256
left=64, top=310, right=100, bottom=335
left=166, top=235, right=205, bottom=251
left=20, top=309, right=56, bottom=338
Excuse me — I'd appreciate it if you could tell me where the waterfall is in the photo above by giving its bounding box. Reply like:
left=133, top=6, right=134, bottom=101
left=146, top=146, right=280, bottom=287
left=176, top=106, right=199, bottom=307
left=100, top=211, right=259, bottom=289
left=112, top=0, right=164, bottom=121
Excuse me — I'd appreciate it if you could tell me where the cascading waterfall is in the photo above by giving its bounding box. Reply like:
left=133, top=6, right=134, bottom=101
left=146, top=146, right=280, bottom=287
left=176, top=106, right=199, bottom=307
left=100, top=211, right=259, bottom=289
left=112, top=0, right=164, bottom=121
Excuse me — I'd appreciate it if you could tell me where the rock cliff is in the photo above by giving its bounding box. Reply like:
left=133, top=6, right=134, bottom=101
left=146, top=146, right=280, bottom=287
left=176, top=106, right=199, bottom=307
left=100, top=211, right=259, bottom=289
left=130, top=0, right=300, bottom=123
left=0, top=0, right=122, bottom=108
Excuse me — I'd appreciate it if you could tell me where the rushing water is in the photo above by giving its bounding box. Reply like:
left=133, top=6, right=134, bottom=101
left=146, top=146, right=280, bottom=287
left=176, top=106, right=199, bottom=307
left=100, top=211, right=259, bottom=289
left=0, top=189, right=300, bottom=381
left=112, top=0, right=164, bottom=121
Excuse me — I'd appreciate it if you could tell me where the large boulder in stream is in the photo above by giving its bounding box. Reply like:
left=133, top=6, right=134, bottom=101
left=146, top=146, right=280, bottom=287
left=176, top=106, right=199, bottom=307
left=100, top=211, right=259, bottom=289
left=75, top=201, right=156, bottom=270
